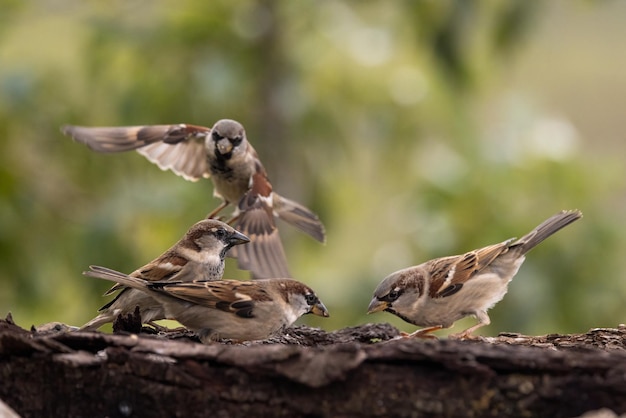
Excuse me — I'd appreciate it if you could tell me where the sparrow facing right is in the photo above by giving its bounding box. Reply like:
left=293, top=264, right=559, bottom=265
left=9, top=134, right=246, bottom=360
left=81, top=219, right=249, bottom=331
left=62, top=119, right=326, bottom=279
left=368, top=210, right=582, bottom=339
left=83, top=266, right=330, bottom=342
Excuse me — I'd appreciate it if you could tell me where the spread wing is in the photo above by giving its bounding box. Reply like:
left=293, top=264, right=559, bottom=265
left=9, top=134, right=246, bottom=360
left=62, top=123, right=211, bottom=181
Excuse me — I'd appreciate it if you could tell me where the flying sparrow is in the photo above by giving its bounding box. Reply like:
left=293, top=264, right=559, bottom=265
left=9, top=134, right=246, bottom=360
left=80, top=219, right=250, bottom=331
left=61, top=119, right=326, bottom=279
left=83, top=265, right=330, bottom=342
left=367, top=210, right=582, bottom=339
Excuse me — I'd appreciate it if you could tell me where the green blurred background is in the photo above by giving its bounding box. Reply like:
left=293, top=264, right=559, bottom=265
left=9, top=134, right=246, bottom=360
left=1, top=1, right=624, bottom=337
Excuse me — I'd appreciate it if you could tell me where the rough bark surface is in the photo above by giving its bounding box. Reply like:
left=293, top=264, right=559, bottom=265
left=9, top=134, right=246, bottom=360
left=1, top=314, right=625, bottom=418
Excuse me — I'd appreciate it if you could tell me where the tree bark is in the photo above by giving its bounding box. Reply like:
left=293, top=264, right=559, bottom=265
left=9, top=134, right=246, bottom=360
left=1, top=314, right=625, bottom=418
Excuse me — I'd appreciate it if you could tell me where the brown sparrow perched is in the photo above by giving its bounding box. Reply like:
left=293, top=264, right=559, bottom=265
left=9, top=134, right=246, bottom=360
left=368, top=210, right=582, bottom=339
left=80, top=219, right=250, bottom=331
left=61, top=120, right=326, bottom=279
left=83, top=266, right=330, bottom=342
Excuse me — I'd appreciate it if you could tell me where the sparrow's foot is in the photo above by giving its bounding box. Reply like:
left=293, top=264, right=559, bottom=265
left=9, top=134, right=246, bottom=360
left=400, top=326, right=443, bottom=339
left=146, top=321, right=186, bottom=334
left=448, top=322, right=488, bottom=340
left=448, top=331, right=485, bottom=341
left=206, top=201, right=229, bottom=219
left=225, top=215, right=240, bottom=225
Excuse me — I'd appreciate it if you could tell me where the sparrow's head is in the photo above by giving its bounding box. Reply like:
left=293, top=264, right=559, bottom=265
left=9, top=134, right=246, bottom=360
left=209, top=119, right=247, bottom=158
left=183, top=219, right=250, bottom=259
left=367, top=268, right=425, bottom=323
left=274, top=279, right=330, bottom=321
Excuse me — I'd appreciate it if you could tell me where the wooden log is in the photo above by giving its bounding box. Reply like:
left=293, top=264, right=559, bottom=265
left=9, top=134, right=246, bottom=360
left=1, top=314, right=625, bottom=417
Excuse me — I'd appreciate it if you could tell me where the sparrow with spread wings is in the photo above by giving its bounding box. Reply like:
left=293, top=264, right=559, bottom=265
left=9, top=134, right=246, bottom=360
left=62, top=119, right=326, bottom=279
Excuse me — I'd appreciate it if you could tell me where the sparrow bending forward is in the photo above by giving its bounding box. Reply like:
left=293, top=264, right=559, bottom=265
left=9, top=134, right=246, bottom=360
left=368, top=210, right=582, bottom=339
left=81, top=219, right=249, bottom=331
left=83, top=266, right=329, bottom=342
left=62, top=119, right=326, bottom=279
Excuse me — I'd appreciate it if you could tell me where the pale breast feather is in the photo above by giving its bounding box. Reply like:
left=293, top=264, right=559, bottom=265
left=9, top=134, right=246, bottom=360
left=178, top=246, right=222, bottom=265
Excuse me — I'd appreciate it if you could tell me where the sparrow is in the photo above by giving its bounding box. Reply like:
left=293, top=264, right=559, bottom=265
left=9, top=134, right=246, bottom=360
left=61, top=119, right=326, bottom=279
left=367, top=210, right=582, bottom=339
left=80, top=219, right=250, bottom=331
left=31, top=322, right=79, bottom=334
left=83, top=266, right=330, bottom=342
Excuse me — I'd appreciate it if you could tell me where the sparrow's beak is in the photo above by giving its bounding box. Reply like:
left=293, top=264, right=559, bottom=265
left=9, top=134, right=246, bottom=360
left=367, top=298, right=389, bottom=314
left=229, top=230, right=250, bottom=246
left=217, top=138, right=233, bottom=155
left=310, top=300, right=330, bottom=317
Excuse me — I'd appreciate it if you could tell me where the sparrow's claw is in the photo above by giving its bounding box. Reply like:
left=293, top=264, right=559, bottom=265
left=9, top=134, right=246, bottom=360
left=448, top=331, right=486, bottom=341
left=206, top=201, right=229, bottom=220
left=400, top=326, right=443, bottom=339
left=225, top=215, right=239, bottom=225
left=145, top=321, right=186, bottom=333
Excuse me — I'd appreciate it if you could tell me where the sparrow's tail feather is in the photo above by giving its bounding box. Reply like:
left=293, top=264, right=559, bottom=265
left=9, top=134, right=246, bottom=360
left=79, top=266, right=135, bottom=331
left=273, top=194, right=326, bottom=243
left=84, top=265, right=150, bottom=291
left=80, top=313, right=116, bottom=331
left=514, top=209, right=582, bottom=255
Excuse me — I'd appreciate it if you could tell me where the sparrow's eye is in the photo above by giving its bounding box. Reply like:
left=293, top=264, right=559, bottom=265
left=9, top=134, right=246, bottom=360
left=231, top=135, right=243, bottom=146
left=215, top=228, right=227, bottom=240
left=305, top=293, right=318, bottom=305
left=387, top=289, right=401, bottom=301
left=212, top=131, right=222, bottom=141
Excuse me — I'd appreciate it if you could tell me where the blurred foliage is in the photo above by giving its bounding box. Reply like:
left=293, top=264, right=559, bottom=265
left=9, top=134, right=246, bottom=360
left=1, top=0, right=625, bottom=337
